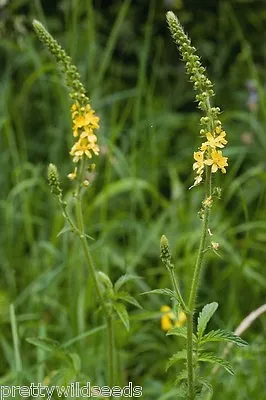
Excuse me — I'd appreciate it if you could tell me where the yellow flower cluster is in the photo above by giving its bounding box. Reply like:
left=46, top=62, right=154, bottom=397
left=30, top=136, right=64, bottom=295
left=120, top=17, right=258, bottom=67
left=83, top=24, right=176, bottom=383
left=160, top=305, right=186, bottom=331
left=68, top=103, right=100, bottom=180
left=193, top=126, right=228, bottom=186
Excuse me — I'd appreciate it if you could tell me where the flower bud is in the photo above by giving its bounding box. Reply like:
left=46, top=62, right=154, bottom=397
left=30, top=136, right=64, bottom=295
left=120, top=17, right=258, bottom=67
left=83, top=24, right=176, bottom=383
left=47, top=163, right=62, bottom=199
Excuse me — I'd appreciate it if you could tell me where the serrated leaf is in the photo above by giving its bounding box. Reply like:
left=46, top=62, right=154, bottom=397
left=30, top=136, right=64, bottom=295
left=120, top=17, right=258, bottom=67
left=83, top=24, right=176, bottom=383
left=114, top=274, right=140, bottom=292
left=199, top=329, right=248, bottom=347
left=115, top=292, right=142, bottom=309
left=197, top=377, right=213, bottom=395
left=140, top=288, right=175, bottom=298
left=198, top=352, right=234, bottom=375
left=174, top=369, right=187, bottom=385
left=197, top=302, right=218, bottom=339
left=166, top=349, right=187, bottom=371
left=166, top=326, right=188, bottom=339
left=26, top=337, right=61, bottom=352
left=113, top=302, right=130, bottom=331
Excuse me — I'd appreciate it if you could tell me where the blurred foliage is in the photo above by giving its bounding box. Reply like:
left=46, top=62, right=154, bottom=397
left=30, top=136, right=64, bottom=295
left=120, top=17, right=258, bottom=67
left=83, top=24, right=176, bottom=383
left=1, top=0, right=266, bottom=399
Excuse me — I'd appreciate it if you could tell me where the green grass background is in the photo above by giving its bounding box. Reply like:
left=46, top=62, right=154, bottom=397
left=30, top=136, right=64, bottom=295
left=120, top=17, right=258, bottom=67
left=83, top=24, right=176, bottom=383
left=1, top=0, right=266, bottom=398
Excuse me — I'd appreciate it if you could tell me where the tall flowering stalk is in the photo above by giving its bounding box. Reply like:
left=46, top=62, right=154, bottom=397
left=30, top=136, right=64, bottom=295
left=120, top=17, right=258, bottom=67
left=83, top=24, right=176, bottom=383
left=34, top=20, right=141, bottom=391
left=33, top=20, right=116, bottom=388
left=33, top=20, right=100, bottom=185
left=153, top=12, right=246, bottom=400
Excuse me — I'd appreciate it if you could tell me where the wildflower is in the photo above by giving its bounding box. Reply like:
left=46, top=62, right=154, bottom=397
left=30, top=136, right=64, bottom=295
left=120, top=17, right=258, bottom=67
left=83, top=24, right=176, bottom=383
left=211, top=242, right=219, bottom=251
left=205, top=150, right=228, bottom=173
left=70, top=136, right=100, bottom=163
left=175, top=310, right=186, bottom=328
left=32, top=20, right=100, bottom=181
left=192, top=151, right=205, bottom=186
left=67, top=167, right=77, bottom=181
left=69, top=102, right=100, bottom=173
left=160, top=305, right=187, bottom=331
left=193, top=151, right=205, bottom=174
left=72, top=104, right=100, bottom=137
left=166, top=12, right=228, bottom=186
left=201, top=129, right=227, bottom=151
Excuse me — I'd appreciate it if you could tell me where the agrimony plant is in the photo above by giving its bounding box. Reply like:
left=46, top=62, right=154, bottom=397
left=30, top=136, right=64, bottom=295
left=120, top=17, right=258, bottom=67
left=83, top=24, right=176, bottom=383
left=32, top=20, right=140, bottom=388
left=145, top=11, right=247, bottom=400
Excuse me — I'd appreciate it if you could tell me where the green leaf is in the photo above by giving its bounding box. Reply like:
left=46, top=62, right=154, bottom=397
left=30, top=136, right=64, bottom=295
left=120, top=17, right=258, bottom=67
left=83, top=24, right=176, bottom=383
left=198, top=352, right=234, bottom=375
left=166, top=349, right=187, bottom=371
left=166, top=326, right=187, bottom=339
left=115, top=292, right=142, bottom=309
left=199, top=329, right=248, bottom=347
left=174, top=369, right=187, bottom=385
left=113, top=302, right=130, bottom=331
left=97, top=271, right=113, bottom=290
left=158, top=385, right=187, bottom=399
left=197, top=302, right=218, bottom=339
left=114, top=274, right=140, bottom=292
left=57, top=225, right=72, bottom=237
left=67, top=353, right=81, bottom=373
left=196, top=377, right=213, bottom=400
left=197, top=377, right=213, bottom=395
left=140, top=288, right=175, bottom=298
left=26, top=337, right=61, bottom=353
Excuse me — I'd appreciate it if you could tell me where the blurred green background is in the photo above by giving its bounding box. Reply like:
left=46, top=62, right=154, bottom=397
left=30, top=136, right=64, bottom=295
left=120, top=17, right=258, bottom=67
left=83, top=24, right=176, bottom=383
left=1, top=0, right=266, bottom=398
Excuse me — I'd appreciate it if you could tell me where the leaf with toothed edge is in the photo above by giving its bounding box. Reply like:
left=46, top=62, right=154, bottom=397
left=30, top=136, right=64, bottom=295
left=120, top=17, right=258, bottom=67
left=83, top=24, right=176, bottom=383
left=166, top=349, right=187, bottom=371
left=199, top=329, right=248, bottom=347
left=197, top=302, right=218, bottom=339
left=198, top=352, right=234, bottom=375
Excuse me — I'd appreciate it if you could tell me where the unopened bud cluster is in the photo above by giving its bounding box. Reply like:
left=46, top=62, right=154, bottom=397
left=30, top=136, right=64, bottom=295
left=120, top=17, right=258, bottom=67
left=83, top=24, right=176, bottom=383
left=166, top=11, right=228, bottom=187
left=33, top=20, right=100, bottom=181
left=160, top=235, right=172, bottom=268
left=47, top=163, right=62, bottom=200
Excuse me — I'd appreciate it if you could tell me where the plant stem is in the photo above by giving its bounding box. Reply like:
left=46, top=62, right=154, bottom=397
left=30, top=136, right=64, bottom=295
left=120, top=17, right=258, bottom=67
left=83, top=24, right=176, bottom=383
left=186, top=312, right=194, bottom=400
left=168, top=266, right=187, bottom=311
left=186, top=164, right=212, bottom=399
left=107, top=315, right=115, bottom=388
left=73, top=192, right=116, bottom=391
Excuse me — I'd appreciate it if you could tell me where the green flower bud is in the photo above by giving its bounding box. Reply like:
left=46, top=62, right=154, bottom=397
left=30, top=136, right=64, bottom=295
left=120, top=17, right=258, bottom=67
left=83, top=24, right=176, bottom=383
left=160, top=235, right=172, bottom=267
left=32, top=19, right=89, bottom=106
left=47, top=163, right=62, bottom=199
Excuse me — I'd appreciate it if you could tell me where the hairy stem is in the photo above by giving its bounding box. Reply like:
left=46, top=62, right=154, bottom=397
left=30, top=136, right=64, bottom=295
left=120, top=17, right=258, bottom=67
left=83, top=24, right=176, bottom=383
left=186, top=163, right=212, bottom=399
left=186, top=312, right=194, bottom=400
left=168, top=266, right=187, bottom=311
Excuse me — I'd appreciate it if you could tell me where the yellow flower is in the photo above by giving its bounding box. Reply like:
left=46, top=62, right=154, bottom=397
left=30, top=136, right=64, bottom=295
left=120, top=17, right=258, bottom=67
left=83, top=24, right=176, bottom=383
left=205, top=150, right=228, bottom=173
left=201, top=130, right=227, bottom=151
left=70, top=136, right=100, bottom=163
left=211, top=242, right=219, bottom=250
left=67, top=166, right=77, bottom=180
left=72, top=105, right=100, bottom=137
left=193, top=151, right=205, bottom=173
left=160, top=305, right=187, bottom=331
left=175, top=310, right=187, bottom=328
left=193, top=174, right=203, bottom=186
